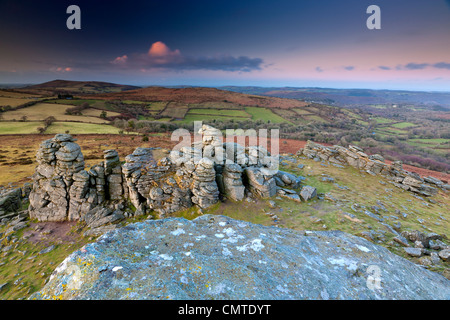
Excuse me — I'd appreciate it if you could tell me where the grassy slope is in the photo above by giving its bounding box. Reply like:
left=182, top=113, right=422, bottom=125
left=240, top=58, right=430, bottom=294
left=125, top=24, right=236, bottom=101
left=245, top=106, right=290, bottom=124
left=45, top=122, right=121, bottom=134
left=171, top=156, right=450, bottom=274
left=0, top=122, right=44, bottom=134
left=1, top=103, right=109, bottom=124
left=1, top=147, right=448, bottom=300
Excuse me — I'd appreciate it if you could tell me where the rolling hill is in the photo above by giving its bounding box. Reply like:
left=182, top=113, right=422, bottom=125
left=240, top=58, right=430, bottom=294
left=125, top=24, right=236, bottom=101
left=88, top=86, right=309, bottom=109
left=14, top=79, right=140, bottom=96
left=220, top=86, right=450, bottom=109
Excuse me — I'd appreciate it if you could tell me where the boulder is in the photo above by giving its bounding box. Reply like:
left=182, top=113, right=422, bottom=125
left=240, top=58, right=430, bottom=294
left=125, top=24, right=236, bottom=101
left=300, top=185, right=317, bottom=201
left=404, top=247, right=423, bottom=258
left=31, top=215, right=450, bottom=300
left=243, top=167, right=277, bottom=198
left=222, top=163, right=245, bottom=201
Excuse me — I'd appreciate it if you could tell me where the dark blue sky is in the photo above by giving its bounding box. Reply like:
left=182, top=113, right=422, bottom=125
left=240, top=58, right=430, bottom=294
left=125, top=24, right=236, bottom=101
left=1, top=0, right=449, bottom=90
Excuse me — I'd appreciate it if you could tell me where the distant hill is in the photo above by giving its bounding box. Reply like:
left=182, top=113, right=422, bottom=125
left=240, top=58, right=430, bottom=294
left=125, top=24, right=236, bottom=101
left=220, top=86, right=450, bottom=109
left=89, top=86, right=309, bottom=109
left=15, top=80, right=140, bottom=96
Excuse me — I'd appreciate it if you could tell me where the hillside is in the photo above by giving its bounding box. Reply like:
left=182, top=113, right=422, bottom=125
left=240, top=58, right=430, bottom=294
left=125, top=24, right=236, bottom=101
left=14, top=80, right=140, bottom=96
left=221, top=86, right=450, bottom=109
left=0, top=130, right=449, bottom=299
left=89, top=86, right=309, bottom=109
left=1, top=81, right=448, bottom=173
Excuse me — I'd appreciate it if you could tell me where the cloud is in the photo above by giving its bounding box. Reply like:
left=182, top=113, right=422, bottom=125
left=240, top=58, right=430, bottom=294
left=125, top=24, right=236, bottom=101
left=111, top=55, right=128, bottom=65
left=433, top=62, right=450, bottom=69
left=51, top=66, right=73, bottom=72
left=111, top=41, right=264, bottom=72
left=315, top=66, right=323, bottom=73
left=392, top=62, right=450, bottom=71
left=378, top=66, right=391, bottom=70
left=344, top=66, right=355, bottom=71
left=148, top=41, right=181, bottom=57
left=403, top=63, right=429, bottom=70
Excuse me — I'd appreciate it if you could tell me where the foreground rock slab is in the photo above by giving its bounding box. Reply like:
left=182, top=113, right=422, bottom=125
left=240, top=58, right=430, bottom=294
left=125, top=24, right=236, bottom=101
left=30, top=215, right=449, bottom=300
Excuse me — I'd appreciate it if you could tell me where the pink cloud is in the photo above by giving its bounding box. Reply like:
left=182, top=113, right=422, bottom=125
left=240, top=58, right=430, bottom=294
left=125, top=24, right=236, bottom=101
left=148, top=41, right=181, bottom=57
left=53, top=67, right=73, bottom=73
left=111, top=55, right=128, bottom=65
left=107, top=41, right=263, bottom=72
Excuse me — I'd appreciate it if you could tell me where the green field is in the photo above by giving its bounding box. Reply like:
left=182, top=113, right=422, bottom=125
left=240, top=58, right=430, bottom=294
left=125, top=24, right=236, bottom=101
left=179, top=114, right=242, bottom=124
left=244, top=107, right=288, bottom=123
left=304, top=114, right=328, bottom=123
left=45, top=122, right=122, bottom=134
left=80, top=108, right=121, bottom=118
left=159, top=103, right=189, bottom=119
left=1, top=103, right=109, bottom=124
left=293, top=108, right=314, bottom=115
left=373, top=117, right=396, bottom=124
left=408, top=138, right=449, bottom=144
left=0, top=121, right=44, bottom=134
left=147, top=102, right=168, bottom=112
left=391, top=122, right=417, bottom=129
left=378, top=127, right=408, bottom=134
left=188, top=108, right=250, bottom=118
left=48, top=99, right=108, bottom=108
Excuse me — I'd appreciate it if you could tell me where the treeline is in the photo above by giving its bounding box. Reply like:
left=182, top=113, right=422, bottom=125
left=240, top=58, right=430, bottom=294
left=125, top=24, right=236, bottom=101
left=0, top=100, right=40, bottom=113
left=65, top=102, right=90, bottom=115
left=106, top=101, right=151, bottom=120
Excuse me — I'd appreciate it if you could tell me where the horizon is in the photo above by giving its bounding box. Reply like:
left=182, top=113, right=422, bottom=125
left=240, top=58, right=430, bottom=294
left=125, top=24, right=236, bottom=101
left=1, top=0, right=450, bottom=91
left=2, top=79, right=450, bottom=94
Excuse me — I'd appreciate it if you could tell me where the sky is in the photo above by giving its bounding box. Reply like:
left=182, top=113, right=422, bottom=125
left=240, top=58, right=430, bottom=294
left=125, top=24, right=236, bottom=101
left=0, top=0, right=449, bottom=91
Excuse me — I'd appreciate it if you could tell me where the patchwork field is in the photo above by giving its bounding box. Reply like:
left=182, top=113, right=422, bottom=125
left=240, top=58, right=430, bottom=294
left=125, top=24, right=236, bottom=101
left=0, top=122, right=44, bottom=134
left=44, top=122, right=121, bottom=134
left=1, top=103, right=109, bottom=123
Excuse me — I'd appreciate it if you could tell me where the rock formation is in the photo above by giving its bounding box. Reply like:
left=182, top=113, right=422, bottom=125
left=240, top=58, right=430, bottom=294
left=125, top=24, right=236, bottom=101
left=0, top=184, right=31, bottom=222
left=27, top=126, right=311, bottom=225
left=30, top=215, right=450, bottom=300
left=299, top=140, right=447, bottom=197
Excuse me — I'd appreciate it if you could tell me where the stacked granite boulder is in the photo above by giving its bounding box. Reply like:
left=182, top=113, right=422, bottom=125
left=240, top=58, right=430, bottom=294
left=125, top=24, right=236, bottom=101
left=29, top=134, right=86, bottom=221
left=190, top=158, right=220, bottom=208
left=28, top=134, right=129, bottom=222
left=122, top=148, right=192, bottom=217
left=103, top=150, right=125, bottom=201
left=221, top=162, right=245, bottom=201
left=27, top=125, right=311, bottom=224
left=298, top=140, right=447, bottom=197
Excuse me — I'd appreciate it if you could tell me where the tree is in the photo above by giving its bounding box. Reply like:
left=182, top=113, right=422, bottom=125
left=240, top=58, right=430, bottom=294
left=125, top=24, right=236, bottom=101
left=100, top=110, right=107, bottom=119
left=20, top=115, right=28, bottom=122
left=37, top=127, right=46, bottom=134
left=44, top=116, right=56, bottom=127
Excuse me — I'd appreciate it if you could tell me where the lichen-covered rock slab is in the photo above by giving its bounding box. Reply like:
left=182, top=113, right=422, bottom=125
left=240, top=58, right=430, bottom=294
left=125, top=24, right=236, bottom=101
left=31, top=215, right=450, bottom=300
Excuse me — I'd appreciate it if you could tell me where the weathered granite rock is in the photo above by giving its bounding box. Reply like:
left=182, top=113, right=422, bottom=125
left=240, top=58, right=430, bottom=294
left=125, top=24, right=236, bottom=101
left=29, top=135, right=87, bottom=221
left=404, top=247, right=423, bottom=257
left=298, top=141, right=445, bottom=196
left=191, top=158, right=219, bottom=209
left=30, top=215, right=450, bottom=300
left=103, top=150, right=123, bottom=201
left=0, top=188, right=23, bottom=214
left=222, top=163, right=245, bottom=201
left=274, top=171, right=302, bottom=189
left=28, top=128, right=322, bottom=224
left=439, top=249, right=450, bottom=262
left=300, top=185, right=317, bottom=201
left=243, top=167, right=277, bottom=198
